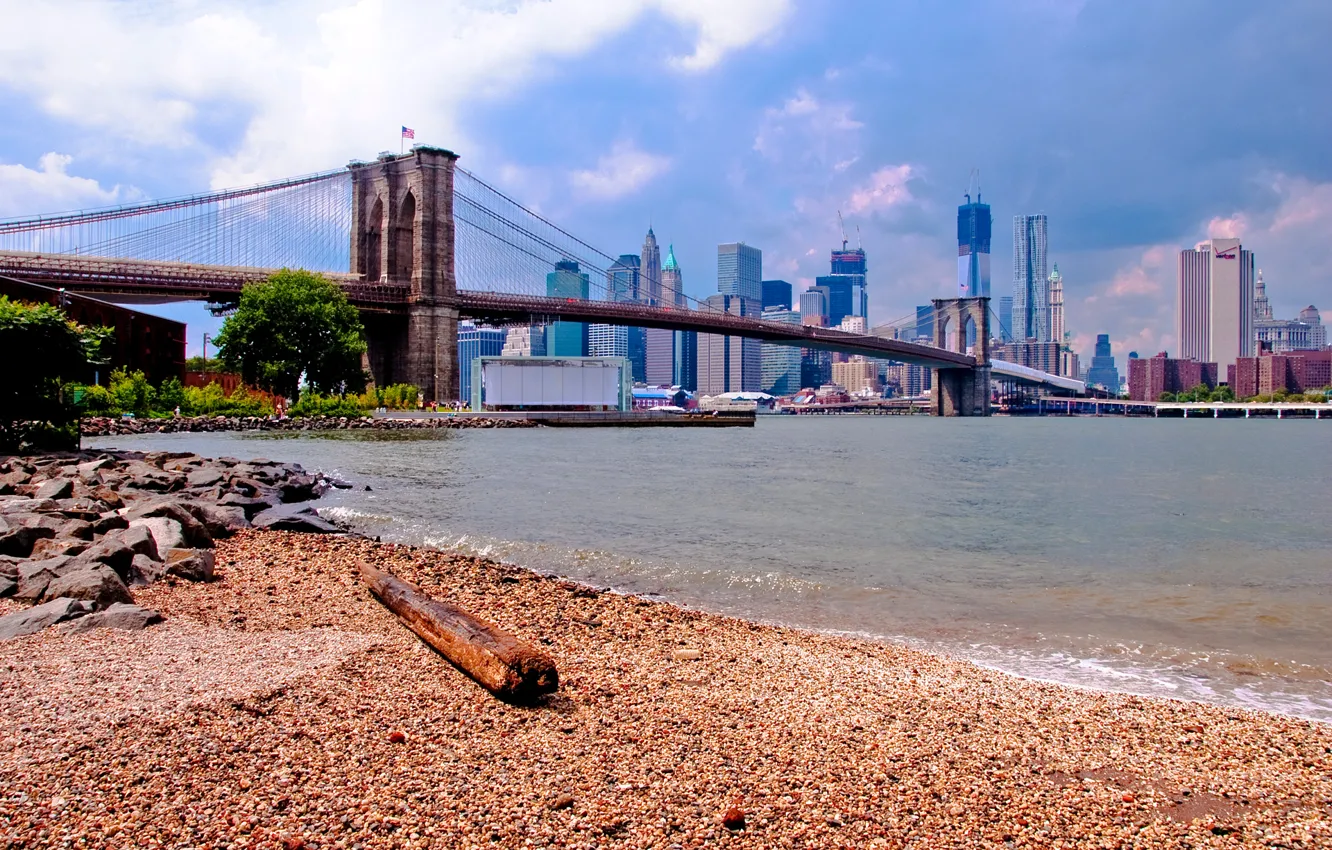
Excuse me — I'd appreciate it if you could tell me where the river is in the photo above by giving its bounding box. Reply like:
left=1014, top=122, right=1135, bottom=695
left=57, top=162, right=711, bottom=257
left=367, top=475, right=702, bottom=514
left=89, top=416, right=1332, bottom=721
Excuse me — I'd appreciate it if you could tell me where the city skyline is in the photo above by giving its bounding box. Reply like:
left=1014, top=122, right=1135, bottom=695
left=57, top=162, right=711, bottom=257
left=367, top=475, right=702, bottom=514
left=1, top=1, right=1328, bottom=373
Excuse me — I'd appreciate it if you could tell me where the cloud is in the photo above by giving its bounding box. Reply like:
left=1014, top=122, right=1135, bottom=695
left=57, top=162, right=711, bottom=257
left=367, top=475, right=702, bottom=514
left=846, top=165, right=916, bottom=214
left=0, top=0, right=788, bottom=187
left=1206, top=214, right=1249, bottom=239
left=753, top=88, right=863, bottom=162
left=568, top=142, right=672, bottom=201
left=661, top=0, right=792, bottom=71
left=0, top=153, right=135, bottom=218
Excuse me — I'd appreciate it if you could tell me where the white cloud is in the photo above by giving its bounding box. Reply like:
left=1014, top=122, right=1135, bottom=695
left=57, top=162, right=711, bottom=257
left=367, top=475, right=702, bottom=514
left=846, top=165, right=915, bottom=214
left=753, top=87, right=863, bottom=163
left=0, top=0, right=790, bottom=187
left=568, top=142, right=672, bottom=201
left=0, top=153, right=136, bottom=218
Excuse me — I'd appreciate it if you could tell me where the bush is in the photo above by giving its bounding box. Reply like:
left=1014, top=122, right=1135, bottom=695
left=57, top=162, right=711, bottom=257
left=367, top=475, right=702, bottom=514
left=1157, top=392, right=1175, bottom=402
left=75, top=383, right=116, bottom=415
left=379, top=383, right=420, bottom=410
left=182, top=382, right=274, bottom=417
left=288, top=391, right=369, bottom=418
left=108, top=368, right=155, bottom=416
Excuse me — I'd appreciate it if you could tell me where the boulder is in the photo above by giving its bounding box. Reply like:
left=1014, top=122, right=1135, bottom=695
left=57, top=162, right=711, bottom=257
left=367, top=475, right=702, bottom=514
left=208, top=505, right=252, bottom=532
left=164, top=548, right=216, bottom=582
left=50, top=498, right=107, bottom=521
left=278, top=474, right=324, bottom=503
left=16, top=556, right=75, bottom=600
left=0, top=577, right=14, bottom=597
left=128, top=553, right=166, bottom=586
left=44, top=565, right=134, bottom=609
left=122, top=500, right=213, bottom=548
left=29, top=537, right=90, bottom=559
left=0, top=525, right=55, bottom=557
left=77, top=458, right=115, bottom=475
left=0, top=597, right=90, bottom=640
left=128, top=517, right=185, bottom=555
left=90, top=512, right=129, bottom=535
left=217, top=493, right=274, bottom=517
left=34, top=478, right=74, bottom=500
left=58, top=602, right=163, bottom=634
left=252, top=503, right=342, bottom=534
left=89, top=486, right=124, bottom=509
left=75, top=535, right=139, bottom=578
left=186, top=468, right=224, bottom=488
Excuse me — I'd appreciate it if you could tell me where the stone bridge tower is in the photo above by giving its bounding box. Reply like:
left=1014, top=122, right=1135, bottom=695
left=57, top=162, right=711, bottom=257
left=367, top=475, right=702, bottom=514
left=349, top=147, right=460, bottom=403
left=931, top=297, right=992, bottom=416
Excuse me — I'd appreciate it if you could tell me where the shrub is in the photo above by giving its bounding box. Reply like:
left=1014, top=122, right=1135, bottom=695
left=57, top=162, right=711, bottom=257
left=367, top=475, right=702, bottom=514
left=108, top=368, right=155, bottom=416
left=288, top=391, right=369, bottom=418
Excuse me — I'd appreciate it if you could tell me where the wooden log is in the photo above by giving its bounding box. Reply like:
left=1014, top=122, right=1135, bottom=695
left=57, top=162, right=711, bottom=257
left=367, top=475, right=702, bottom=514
left=359, top=561, right=558, bottom=703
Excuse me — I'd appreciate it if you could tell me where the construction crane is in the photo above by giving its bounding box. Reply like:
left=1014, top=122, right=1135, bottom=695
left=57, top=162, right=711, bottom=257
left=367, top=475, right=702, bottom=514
left=837, top=210, right=848, bottom=251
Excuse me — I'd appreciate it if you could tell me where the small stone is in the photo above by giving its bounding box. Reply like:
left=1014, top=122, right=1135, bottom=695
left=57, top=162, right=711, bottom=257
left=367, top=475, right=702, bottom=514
left=388, top=731, right=407, bottom=744
left=672, top=648, right=702, bottom=661
left=1122, top=793, right=1136, bottom=803
left=722, top=806, right=746, bottom=830
left=549, top=794, right=575, bottom=811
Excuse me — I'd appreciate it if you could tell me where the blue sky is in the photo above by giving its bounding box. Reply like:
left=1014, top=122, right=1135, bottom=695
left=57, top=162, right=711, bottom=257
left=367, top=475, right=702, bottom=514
left=2, top=0, right=1329, bottom=368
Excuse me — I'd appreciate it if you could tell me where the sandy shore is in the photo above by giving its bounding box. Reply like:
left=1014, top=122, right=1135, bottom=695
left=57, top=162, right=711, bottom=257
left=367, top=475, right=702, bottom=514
left=2, top=531, right=1329, bottom=848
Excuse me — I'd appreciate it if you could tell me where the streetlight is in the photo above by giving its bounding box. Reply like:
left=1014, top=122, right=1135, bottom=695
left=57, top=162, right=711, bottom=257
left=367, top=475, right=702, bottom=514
left=202, top=333, right=211, bottom=369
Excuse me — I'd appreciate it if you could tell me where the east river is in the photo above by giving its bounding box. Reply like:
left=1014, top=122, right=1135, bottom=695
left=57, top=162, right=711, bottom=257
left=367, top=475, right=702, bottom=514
left=90, top=416, right=1332, bottom=721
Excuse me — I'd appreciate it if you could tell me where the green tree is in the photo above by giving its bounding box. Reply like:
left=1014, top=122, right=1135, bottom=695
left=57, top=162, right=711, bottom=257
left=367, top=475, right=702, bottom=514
left=1158, top=391, right=1176, bottom=402
left=213, top=269, right=367, bottom=399
left=157, top=376, right=187, bottom=413
left=108, top=368, right=156, bottom=416
left=0, top=296, right=110, bottom=450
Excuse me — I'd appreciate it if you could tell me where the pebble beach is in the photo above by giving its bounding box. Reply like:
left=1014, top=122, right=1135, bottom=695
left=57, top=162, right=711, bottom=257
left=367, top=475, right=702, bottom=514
left=2, top=530, right=1329, bottom=848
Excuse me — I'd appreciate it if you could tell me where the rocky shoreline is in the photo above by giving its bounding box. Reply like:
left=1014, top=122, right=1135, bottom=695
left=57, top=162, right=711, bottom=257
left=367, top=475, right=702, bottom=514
left=1, top=451, right=1330, bottom=847
left=80, top=414, right=540, bottom=436
left=0, top=450, right=350, bottom=639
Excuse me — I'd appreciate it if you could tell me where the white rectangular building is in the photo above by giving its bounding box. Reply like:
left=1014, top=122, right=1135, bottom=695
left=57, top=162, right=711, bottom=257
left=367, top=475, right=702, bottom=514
left=1177, top=239, right=1254, bottom=378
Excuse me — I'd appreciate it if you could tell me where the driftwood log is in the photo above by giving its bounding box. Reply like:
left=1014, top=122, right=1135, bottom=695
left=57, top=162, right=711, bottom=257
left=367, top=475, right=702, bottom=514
left=359, top=562, right=558, bottom=703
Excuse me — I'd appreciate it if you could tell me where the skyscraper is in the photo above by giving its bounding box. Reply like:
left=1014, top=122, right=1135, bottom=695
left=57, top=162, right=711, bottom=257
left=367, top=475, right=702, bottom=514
left=915, top=305, right=935, bottom=343
left=698, top=294, right=762, bottom=394
left=815, top=247, right=868, bottom=327
left=1048, top=264, right=1064, bottom=345
left=545, top=259, right=589, bottom=356
left=957, top=194, right=992, bottom=297
left=800, top=287, right=830, bottom=326
left=1013, top=214, right=1049, bottom=341
left=1177, top=239, right=1255, bottom=376
left=607, top=254, right=641, bottom=302
left=997, top=296, right=1014, bottom=343
left=598, top=253, right=646, bottom=380
left=661, top=244, right=685, bottom=307
left=1253, top=268, right=1272, bottom=321
left=762, top=279, right=793, bottom=311
left=760, top=309, right=801, bottom=395
left=1086, top=333, right=1120, bottom=392
left=640, top=228, right=662, bottom=306
left=458, top=323, right=506, bottom=403
left=717, top=243, right=762, bottom=302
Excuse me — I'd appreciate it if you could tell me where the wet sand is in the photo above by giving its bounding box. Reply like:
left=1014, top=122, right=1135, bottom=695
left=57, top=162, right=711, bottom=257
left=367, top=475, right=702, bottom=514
left=2, top=531, right=1329, bottom=848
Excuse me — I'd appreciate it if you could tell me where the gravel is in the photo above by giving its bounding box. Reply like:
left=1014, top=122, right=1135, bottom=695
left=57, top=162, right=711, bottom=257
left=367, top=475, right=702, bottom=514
left=1, top=530, right=1328, bottom=848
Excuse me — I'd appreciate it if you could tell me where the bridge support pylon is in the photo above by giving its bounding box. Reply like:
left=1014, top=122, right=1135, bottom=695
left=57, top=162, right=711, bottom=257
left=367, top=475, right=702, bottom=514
left=349, top=147, right=461, bottom=403
left=930, top=297, right=991, bottom=416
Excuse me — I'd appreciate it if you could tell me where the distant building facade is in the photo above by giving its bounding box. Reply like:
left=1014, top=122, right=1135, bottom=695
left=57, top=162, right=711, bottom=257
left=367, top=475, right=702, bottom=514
left=1128, top=354, right=1219, bottom=401
left=458, top=323, right=507, bottom=402
left=958, top=195, right=992, bottom=298
left=997, top=296, right=1014, bottom=343
left=1013, top=213, right=1049, bottom=341
left=816, top=248, right=868, bottom=327
left=800, top=288, right=830, bottom=326
left=1086, top=334, right=1120, bottom=391
left=1048, top=265, right=1064, bottom=344
left=640, top=229, right=662, bottom=305
left=831, top=358, right=880, bottom=395
left=762, top=279, right=793, bottom=311
left=1178, top=238, right=1255, bottom=379
left=545, top=260, right=590, bottom=357
left=994, top=340, right=1061, bottom=375
left=697, top=293, right=762, bottom=394
left=1231, top=347, right=1332, bottom=399
left=760, top=309, right=802, bottom=395
left=501, top=323, right=546, bottom=357
left=717, top=242, right=762, bottom=302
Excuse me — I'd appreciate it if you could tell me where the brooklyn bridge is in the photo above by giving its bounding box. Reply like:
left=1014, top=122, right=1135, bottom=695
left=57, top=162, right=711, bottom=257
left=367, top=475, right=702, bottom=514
left=0, top=147, right=1062, bottom=415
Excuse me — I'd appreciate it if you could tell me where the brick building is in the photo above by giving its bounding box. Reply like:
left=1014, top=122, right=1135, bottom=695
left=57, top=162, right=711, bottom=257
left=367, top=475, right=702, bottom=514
left=993, top=340, right=1062, bottom=375
left=1231, top=347, right=1332, bottom=398
left=1128, top=354, right=1218, bottom=401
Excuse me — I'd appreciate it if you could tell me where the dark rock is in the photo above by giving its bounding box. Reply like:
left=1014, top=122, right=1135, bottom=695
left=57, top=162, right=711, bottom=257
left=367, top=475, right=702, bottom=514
left=74, top=535, right=137, bottom=578
left=218, top=493, right=275, bottom=517
left=186, top=468, right=224, bottom=488
left=165, top=548, right=216, bottom=582
left=201, top=504, right=251, bottom=532
left=44, top=565, right=134, bottom=609
left=58, top=602, right=163, bottom=633
left=0, top=577, right=14, bottom=597
left=50, top=498, right=107, bottom=521
left=89, top=486, right=124, bottom=510
left=252, top=503, right=343, bottom=534
left=77, top=458, right=115, bottom=475
left=173, top=500, right=239, bottom=539
left=722, top=807, right=746, bottom=831
left=278, top=474, right=324, bottom=503
left=128, top=553, right=166, bottom=586
left=0, top=597, right=90, bottom=640
left=0, top=525, right=55, bottom=557
left=90, top=512, right=129, bottom=535
left=34, top=478, right=74, bottom=500
left=128, top=517, right=184, bottom=554
left=16, top=556, right=74, bottom=601
left=122, top=499, right=213, bottom=548
left=29, top=537, right=90, bottom=559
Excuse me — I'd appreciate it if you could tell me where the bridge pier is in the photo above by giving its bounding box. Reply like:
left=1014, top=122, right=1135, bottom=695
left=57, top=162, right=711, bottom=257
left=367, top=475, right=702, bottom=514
left=930, top=297, right=991, bottom=416
left=350, top=147, right=461, bottom=403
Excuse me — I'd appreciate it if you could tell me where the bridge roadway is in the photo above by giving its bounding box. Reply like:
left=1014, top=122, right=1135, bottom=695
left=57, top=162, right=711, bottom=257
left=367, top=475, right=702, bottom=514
left=0, top=250, right=976, bottom=370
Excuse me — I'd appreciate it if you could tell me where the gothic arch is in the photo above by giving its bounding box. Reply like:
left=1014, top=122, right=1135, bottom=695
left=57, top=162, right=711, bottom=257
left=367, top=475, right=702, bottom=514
left=361, top=195, right=384, bottom=281
left=395, top=190, right=416, bottom=283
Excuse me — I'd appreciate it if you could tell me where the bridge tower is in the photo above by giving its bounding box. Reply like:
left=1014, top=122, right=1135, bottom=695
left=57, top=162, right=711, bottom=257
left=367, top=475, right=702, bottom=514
left=349, top=147, right=460, bottom=403
left=931, top=297, right=991, bottom=416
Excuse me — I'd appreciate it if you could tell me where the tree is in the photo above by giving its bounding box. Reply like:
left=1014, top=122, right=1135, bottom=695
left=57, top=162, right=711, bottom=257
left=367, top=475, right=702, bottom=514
left=213, top=269, right=367, bottom=399
left=0, top=296, right=111, bottom=450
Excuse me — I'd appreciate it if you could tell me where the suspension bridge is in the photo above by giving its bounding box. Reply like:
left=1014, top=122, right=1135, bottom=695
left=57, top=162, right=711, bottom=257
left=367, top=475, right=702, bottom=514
left=0, top=147, right=1066, bottom=415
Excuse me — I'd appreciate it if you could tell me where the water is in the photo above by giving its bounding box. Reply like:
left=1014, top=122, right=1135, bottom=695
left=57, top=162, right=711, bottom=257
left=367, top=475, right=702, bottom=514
left=88, top=418, right=1332, bottom=721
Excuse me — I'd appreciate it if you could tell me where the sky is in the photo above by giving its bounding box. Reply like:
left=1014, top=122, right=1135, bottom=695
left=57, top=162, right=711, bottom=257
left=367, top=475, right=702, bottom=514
left=1, top=0, right=1330, bottom=369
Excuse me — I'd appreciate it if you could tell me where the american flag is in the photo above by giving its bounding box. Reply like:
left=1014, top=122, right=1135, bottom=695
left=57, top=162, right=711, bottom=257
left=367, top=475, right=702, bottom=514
left=401, top=126, right=415, bottom=139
